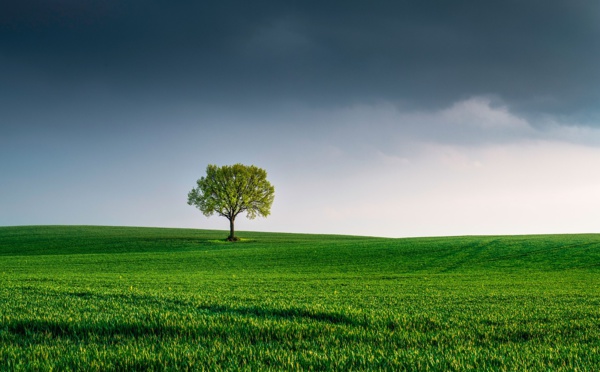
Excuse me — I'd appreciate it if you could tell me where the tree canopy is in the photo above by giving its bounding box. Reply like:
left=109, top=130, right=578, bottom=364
left=187, top=164, right=275, bottom=241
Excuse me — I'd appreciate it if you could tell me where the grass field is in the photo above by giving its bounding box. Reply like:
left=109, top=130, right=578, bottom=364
left=1, top=225, right=599, bottom=371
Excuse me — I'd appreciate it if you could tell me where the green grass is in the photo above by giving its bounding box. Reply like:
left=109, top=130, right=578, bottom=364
left=1, top=225, right=599, bottom=371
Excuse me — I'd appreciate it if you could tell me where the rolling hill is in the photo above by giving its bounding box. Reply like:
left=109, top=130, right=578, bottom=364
left=1, top=226, right=599, bottom=370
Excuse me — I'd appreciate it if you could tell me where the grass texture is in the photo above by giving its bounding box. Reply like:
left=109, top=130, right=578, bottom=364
left=0, top=225, right=599, bottom=371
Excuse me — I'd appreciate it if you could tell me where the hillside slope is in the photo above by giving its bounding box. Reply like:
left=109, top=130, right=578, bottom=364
left=0, top=226, right=599, bottom=370
left=1, top=225, right=599, bottom=274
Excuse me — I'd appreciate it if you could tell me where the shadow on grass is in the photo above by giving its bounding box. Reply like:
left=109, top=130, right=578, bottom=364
left=5, top=319, right=182, bottom=339
left=206, top=238, right=256, bottom=244
left=195, top=303, right=360, bottom=326
left=3, top=303, right=359, bottom=342
left=2, top=294, right=360, bottom=342
left=56, top=289, right=360, bottom=327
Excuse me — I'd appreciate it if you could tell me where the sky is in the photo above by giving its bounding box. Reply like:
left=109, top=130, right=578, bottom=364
left=2, top=0, right=600, bottom=237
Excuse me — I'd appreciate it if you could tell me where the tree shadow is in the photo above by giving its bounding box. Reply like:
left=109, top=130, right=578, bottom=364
left=24, top=288, right=361, bottom=329
left=3, top=294, right=361, bottom=342
left=195, top=303, right=360, bottom=326
left=3, top=306, right=359, bottom=343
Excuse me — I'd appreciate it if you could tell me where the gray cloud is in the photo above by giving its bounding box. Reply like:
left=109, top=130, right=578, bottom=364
left=2, top=0, right=599, bottom=128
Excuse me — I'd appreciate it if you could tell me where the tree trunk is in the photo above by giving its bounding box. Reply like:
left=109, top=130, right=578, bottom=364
left=228, top=217, right=236, bottom=241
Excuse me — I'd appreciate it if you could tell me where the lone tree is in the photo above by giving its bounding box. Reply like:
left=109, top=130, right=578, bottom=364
left=187, top=164, right=275, bottom=241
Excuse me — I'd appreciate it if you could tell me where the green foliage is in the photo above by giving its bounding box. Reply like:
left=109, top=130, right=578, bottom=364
left=1, top=226, right=600, bottom=370
left=187, top=164, right=274, bottom=240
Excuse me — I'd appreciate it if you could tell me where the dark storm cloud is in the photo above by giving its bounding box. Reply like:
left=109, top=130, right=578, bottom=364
left=2, top=0, right=599, bottom=124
